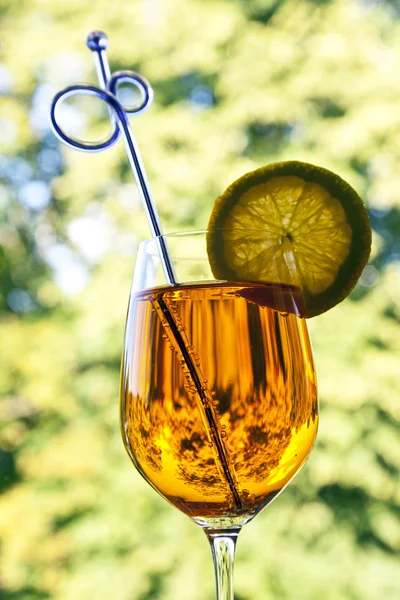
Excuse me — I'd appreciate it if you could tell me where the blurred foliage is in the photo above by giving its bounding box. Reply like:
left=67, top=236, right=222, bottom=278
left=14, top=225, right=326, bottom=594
left=0, top=0, right=399, bottom=598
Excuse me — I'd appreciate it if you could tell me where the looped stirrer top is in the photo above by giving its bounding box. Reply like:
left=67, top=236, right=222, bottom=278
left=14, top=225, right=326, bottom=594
left=50, top=30, right=176, bottom=285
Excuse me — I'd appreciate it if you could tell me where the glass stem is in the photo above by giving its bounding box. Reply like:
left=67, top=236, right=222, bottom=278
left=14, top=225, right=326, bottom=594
left=206, top=528, right=241, bottom=600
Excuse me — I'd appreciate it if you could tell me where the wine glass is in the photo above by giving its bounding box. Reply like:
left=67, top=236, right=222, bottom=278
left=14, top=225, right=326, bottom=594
left=120, top=229, right=318, bottom=600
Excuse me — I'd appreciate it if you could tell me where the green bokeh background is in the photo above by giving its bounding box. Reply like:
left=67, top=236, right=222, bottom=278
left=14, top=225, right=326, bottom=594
left=0, top=0, right=399, bottom=598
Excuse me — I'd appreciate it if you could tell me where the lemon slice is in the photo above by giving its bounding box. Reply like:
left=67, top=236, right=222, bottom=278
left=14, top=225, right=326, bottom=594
left=207, top=161, right=371, bottom=317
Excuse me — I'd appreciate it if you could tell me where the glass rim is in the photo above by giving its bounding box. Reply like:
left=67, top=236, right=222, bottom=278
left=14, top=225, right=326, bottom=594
left=137, top=228, right=273, bottom=248
left=133, top=227, right=305, bottom=307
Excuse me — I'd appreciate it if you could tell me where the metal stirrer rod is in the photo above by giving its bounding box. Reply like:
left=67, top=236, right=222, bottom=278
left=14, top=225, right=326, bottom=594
left=50, top=32, right=243, bottom=511
left=50, top=31, right=177, bottom=285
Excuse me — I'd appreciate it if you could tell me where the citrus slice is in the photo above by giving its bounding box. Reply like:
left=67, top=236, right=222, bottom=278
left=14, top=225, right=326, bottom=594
left=207, top=161, right=371, bottom=317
